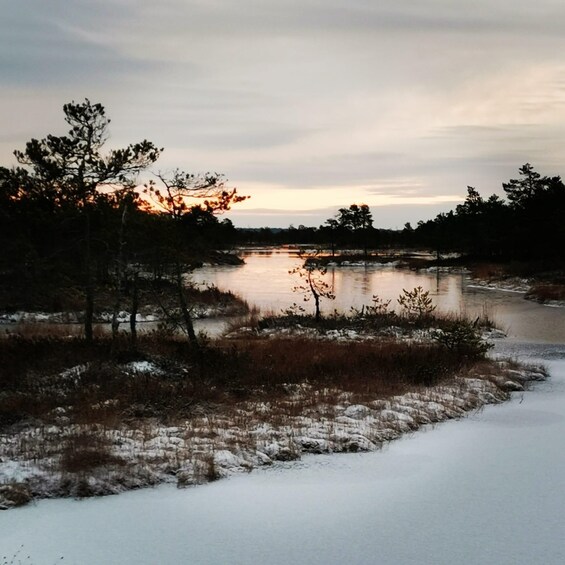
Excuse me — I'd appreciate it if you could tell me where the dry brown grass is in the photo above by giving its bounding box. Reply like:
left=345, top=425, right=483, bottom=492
left=222, top=338, right=460, bottom=391
left=526, top=283, right=565, bottom=302
left=223, top=307, right=261, bottom=335
left=0, top=329, right=484, bottom=431
left=469, top=263, right=508, bottom=281
left=60, top=432, right=125, bottom=474
left=257, top=306, right=497, bottom=334
left=0, top=322, right=538, bottom=506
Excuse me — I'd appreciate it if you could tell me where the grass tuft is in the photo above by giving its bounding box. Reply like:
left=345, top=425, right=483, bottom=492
left=60, top=432, right=125, bottom=474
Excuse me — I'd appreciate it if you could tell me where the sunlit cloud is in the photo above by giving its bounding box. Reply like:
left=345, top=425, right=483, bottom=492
left=236, top=182, right=461, bottom=212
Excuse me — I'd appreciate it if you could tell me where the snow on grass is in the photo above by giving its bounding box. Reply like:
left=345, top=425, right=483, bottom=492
left=226, top=324, right=443, bottom=343
left=0, top=362, right=546, bottom=509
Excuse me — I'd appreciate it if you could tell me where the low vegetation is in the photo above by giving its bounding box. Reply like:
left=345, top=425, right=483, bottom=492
left=1, top=279, right=247, bottom=322
left=1, top=291, right=542, bottom=510
left=257, top=296, right=495, bottom=339
left=0, top=329, right=485, bottom=427
left=526, top=284, right=565, bottom=303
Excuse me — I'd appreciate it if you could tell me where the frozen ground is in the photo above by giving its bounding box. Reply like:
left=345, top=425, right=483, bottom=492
left=0, top=357, right=540, bottom=508
left=0, top=351, right=562, bottom=564
left=468, top=277, right=565, bottom=308
left=0, top=302, right=239, bottom=325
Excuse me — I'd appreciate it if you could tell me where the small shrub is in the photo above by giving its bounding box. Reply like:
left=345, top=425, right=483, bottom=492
left=366, top=294, right=392, bottom=316
left=0, top=483, right=33, bottom=510
left=433, top=321, right=492, bottom=358
left=281, top=303, right=307, bottom=316
left=397, top=286, right=436, bottom=318
left=289, top=250, right=335, bottom=322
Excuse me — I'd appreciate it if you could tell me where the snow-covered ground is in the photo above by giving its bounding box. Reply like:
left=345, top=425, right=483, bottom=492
left=227, top=323, right=507, bottom=343
left=0, top=359, right=544, bottom=509
left=0, top=303, right=241, bottom=326
left=467, top=277, right=531, bottom=294
left=468, top=276, right=565, bottom=308
left=0, top=352, right=562, bottom=565
left=1, top=249, right=564, bottom=563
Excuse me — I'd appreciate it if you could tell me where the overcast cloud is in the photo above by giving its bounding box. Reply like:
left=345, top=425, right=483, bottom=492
left=2, top=0, right=565, bottom=227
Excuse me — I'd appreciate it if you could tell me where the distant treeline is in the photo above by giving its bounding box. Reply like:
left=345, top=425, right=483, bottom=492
left=411, top=164, right=565, bottom=260
left=235, top=164, right=565, bottom=262
left=233, top=203, right=411, bottom=251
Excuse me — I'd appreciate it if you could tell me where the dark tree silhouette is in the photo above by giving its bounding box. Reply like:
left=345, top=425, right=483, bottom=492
left=414, top=164, right=565, bottom=261
left=503, top=163, right=543, bottom=207
left=145, top=170, right=247, bottom=347
left=4, top=99, right=161, bottom=341
left=322, top=203, right=375, bottom=254
left=289, top=251, right=335, bottom=322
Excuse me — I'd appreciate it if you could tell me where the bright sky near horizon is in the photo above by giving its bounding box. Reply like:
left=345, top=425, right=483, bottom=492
left=2, top=0, right=565, bottom=228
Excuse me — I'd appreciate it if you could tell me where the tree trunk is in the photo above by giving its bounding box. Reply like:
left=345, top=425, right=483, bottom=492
left=175, top=261, right=199, bottom=348
left=313, top=291, right=321, bottom=322
left=307, top=270, right=322, bottom=323
left=111, top=203, right=129, bottom=343
left=130, top=271, right=139, bottom=350
left=84, top=209, right=94, bottom=342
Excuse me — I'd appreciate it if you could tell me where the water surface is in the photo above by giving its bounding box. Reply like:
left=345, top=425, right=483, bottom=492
left=193, top=248, right=565, bottom=343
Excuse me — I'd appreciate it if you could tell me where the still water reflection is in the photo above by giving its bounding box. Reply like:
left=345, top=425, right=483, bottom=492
left=4, top=248, right=563, bottom=345
left=193, top=248, right=565, bottom=345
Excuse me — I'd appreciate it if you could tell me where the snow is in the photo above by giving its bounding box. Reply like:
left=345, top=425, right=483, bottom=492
left=0, top=355, right=562, bottom=564
left=467, top=276, right=531, bottom=294
left=0, top=303, right=243, bottom=329
left=0, top=363, right=543, bottom=509
left=0, top=361, right=545, bottom=507
left=342, top=404, right=372, bottom=419
left=125, top=361, right=162, bottom=374
left=227, top=324, right=441, bottom=343
left=1, top=250, right=564, bottom=561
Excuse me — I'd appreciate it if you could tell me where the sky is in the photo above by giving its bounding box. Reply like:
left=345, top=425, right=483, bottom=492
left=2, top=0, right=565, bottom=228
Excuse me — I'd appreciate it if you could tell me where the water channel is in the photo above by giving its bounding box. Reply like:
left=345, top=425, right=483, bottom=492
left=2, top=248, right=565, bottom=564
left=192, top=247, right=565, bottom=344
